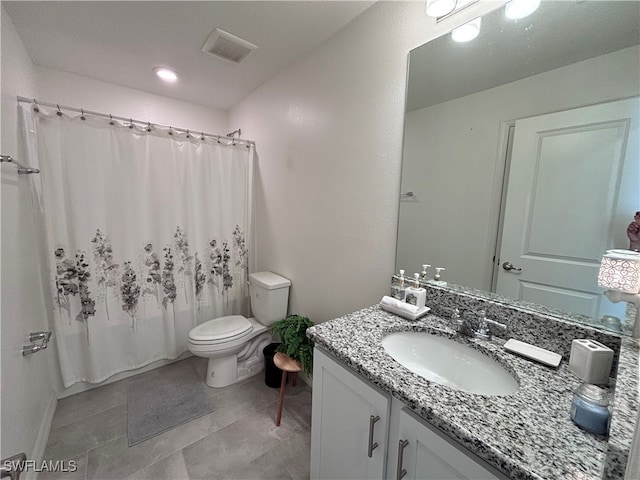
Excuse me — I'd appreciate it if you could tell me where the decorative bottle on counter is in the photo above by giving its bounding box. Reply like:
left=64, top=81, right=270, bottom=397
left=391, top=269, right=408, bottom=301
left=570, top=383, right=611, bottom=435
left=405, top=273, right=427, bottom=309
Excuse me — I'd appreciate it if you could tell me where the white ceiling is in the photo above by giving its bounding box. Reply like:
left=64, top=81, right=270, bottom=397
left=4, top=1, right=375, bottom=110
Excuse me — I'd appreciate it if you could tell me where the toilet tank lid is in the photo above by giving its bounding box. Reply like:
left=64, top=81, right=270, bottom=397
left=249, top=271, right=291, bottom=290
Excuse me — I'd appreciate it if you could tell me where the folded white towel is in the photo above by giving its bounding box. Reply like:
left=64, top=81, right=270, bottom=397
left=380, top=295, right=419, bottom=315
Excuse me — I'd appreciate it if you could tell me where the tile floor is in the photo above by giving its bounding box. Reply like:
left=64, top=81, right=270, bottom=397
left=40, top=356, right=312, bottom=480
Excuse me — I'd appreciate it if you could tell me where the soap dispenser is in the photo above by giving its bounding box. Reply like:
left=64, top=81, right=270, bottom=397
left=405, top=273, right=427, bottom=309
left=391, top=269, right=408, bottom=301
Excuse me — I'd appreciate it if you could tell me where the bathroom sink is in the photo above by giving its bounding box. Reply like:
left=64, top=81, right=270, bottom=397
left=382, top=331, right=519, bottom=396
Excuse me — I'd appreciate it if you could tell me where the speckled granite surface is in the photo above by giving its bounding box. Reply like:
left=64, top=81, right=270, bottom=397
left=605, top=336, right=639, bottom=478
left=307, top=305, right=639, bottom=480
left=417, top=279, right=635, bottom=337
left=416, top=281, right=626, bottom=360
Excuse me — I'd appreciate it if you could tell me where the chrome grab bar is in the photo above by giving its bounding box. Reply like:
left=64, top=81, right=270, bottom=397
left=0, top=155, right=40, bottom=175
left=1, top=453, right=26, bottom=480
left=23, top=331, right=52, bottom=356
left=367, top=415, right=380, bottom=458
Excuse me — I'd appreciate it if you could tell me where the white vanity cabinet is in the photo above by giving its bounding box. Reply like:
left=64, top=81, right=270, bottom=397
left=311, top=347, right=509, bottom=480
left=387, top=406, right=508, bottom=480
left=310, top=347, right=391, bottom=480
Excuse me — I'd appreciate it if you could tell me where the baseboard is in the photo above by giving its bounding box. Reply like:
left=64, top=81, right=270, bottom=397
left=29, top=395, right=57, bottom=480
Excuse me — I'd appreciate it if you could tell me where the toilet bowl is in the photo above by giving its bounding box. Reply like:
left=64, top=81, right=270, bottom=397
left=188, top=316, right=272, bottom=387
left=187, top=271, right=291, bottom=388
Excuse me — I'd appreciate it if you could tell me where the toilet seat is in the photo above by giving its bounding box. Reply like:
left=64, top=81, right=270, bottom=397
left=188, top=315, right=253, bottom=345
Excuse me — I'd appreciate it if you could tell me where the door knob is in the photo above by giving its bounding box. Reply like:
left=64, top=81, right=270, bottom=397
left=502, top=262, right=522, bottom=272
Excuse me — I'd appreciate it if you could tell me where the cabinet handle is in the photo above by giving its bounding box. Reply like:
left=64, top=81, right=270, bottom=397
left=368, top=415, right=380, bottom=457
left=396, top=439, right=409, bottom=480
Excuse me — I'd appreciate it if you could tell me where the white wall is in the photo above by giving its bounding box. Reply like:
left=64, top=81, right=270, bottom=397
left=35, top=66, right=228, bottom=135
left=0, top=5, right=56, bottom=472
left=398, top=46, right=640, bottom=290
left=229, top=0, right=502, bottom=323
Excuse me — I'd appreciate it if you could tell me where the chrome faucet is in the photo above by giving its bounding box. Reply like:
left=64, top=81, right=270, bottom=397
left=452, top=308, right=476, bottom=337
left=452, top=309, right=507, bottom=340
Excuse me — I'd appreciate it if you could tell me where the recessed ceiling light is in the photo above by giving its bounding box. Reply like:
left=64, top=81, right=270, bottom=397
left=451, top=17, right=481, bottom=42
left=154, top=67, right=179, bottom=82
left=505, top=0, right=541, bottom=20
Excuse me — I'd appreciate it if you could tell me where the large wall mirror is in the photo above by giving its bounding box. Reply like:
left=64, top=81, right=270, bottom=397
left=397, top=0, right=640, bottom=333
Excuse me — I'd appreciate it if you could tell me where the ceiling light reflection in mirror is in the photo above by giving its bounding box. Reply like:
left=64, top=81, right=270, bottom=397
left=505, top=0, right=541, bottom=20
left=451, top=17, right=482, bottom=42
left=451, top=0, right=541, bottom=44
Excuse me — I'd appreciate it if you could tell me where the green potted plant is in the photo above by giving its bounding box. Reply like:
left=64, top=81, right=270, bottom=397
left=271, top=314, right=314, bottom=376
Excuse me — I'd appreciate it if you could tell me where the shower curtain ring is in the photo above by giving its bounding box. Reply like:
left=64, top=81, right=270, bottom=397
left=147, top=122, right=152, bottom=132
left=109, top=114, right=115, bottom=126
left=217, top=135, right=221, bottom=144
left=129, top=118, right=134, bottom=129
left=168, top=127, right=173, bottom=136
left=33, top=99, right=39, bottom=113
left=81, top=108, right=86, bottom=120
left=201, top=132, right=205, bottom=141
left=57, top=104, right=62, bottom=116
left=186, top=129, right=190, bottom=139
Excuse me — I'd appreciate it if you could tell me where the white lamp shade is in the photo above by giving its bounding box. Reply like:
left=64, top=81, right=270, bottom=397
left=598, top=250, right=640, bottom=294
left=426, top=0, right=457, bottom=18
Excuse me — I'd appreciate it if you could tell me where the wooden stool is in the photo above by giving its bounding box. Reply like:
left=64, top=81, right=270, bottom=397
left=273, top=352, right=302, bottom=426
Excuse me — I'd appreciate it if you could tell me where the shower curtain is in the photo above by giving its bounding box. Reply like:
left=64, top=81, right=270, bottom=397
left=19, top=104, right=255, bottom=387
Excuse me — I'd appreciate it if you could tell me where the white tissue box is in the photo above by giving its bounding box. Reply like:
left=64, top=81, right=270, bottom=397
left=569, top=339, right=613, bottom=385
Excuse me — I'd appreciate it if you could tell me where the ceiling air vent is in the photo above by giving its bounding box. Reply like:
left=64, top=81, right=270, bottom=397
left=201, top=28, right=258, bottom=64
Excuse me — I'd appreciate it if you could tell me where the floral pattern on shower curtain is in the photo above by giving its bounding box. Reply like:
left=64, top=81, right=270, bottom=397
left=20, top=104, right=255, bottom=387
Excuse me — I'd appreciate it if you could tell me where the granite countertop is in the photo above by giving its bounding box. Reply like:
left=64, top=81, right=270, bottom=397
left=307, top=305, right=639, bottom=480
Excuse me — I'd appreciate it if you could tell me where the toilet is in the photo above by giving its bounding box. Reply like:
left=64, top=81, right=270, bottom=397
left=187, top=271, right=291, bottom=388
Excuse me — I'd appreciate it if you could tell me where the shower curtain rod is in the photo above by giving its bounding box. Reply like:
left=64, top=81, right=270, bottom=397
left=17, top=96, right=255, bottom=146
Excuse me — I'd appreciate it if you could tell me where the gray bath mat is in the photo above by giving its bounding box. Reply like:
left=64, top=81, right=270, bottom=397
left=127, top=374, right=213, bottom=446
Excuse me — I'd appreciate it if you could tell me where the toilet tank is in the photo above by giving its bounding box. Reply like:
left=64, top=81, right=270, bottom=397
left=249, top=271, right=291, bottom=326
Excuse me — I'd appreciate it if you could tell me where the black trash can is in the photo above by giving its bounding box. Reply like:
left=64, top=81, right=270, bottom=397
left=263, top=342, right=288, bottom=388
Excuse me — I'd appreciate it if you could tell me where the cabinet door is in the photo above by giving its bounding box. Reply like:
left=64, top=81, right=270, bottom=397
left=311, top=348, right=390, bottom=480
left=395, top=408, right=507, bottom=480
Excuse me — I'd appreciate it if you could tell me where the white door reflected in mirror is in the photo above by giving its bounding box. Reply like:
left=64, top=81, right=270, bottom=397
left=496, top=98, right=639, bottom=320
